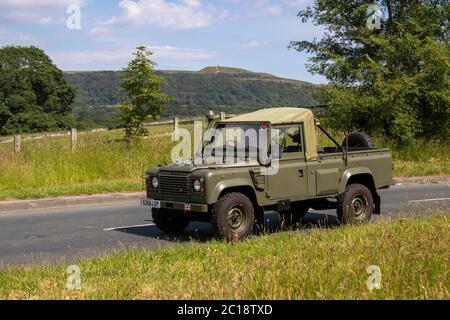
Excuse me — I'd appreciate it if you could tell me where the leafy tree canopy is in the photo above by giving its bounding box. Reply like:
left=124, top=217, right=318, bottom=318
left=291, top=0, right=450, bottom=144
left=120, top=46, right=172, bottom=143
left=0, top=46, right=75, bottom=135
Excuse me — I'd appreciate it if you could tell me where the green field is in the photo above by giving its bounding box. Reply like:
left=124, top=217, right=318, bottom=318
left=1, top=214, right=448, bottom=300
left=0, top=125, right=449, bottom=200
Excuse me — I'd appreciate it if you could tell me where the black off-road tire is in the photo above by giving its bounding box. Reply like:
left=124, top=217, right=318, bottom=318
left=152, top=209, right=190, bottom=234
left=253, top=206, right=267, bottom=234
left=211, top=193, right=255, bottom=241
left=342, top=132, right=374, bottom=149
left=337, top=184, right=374, bottom=225
left=281, top=204, right=309, bottom=229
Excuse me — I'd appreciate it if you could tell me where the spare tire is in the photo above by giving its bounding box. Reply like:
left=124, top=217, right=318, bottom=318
left=342, top=132, right=374, bottom=148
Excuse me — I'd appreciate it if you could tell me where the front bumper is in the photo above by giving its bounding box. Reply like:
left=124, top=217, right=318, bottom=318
left=158, top=200, right=209, bottom=213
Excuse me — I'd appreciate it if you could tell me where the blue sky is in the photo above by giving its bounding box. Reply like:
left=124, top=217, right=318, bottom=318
left=0, top=0, right=326, bottom=83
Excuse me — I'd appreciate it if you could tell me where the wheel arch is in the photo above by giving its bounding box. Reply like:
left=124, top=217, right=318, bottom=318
left=208, top=179, right=257, bottom=204
left=213, top=183, right=262, bottom=218
left=340, top=168, right=374, bottom=192
left=217, top=185, right=258, bottom=207
left=340, top=168, right=380, bottom=215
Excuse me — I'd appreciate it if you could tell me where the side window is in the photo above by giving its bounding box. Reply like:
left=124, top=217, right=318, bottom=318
left=272, top=125, right=304, bottom=155
left=284, top=126, right=303, bottom=153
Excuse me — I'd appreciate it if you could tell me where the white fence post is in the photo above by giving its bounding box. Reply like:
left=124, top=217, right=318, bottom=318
left=14, top=135, right=21, bottom=153
left=71, top=128, right=78, bottom=149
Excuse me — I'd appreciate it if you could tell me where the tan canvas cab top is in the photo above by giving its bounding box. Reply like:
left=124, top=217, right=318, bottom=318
left=223, top=107, right=318, bottom=161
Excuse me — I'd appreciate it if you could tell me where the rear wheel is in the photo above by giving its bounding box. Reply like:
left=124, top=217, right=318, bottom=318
left=280, top=204, right=309, bottom=229
left=337, top=184, right=373, bottom=225
left=211, top=193, right=255, bottom=241
left=152, top=209, right=190, bottom=233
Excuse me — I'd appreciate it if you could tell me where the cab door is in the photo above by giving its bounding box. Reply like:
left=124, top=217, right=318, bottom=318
left=267, top=124, right=308, bottom=201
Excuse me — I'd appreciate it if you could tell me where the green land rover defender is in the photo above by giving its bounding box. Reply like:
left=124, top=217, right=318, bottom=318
left=143, top=108, right=393, bottom=240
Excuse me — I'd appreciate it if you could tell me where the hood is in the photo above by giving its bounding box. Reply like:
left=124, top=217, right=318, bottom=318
left=156, top=158, right=259, bottom=173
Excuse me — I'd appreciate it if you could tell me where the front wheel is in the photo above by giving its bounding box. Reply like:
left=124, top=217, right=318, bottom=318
left=211, top=193, right=255, bottom=241
left=337, top=184, right=373, bottom=225
left=152, top=209, right=190, bottom=234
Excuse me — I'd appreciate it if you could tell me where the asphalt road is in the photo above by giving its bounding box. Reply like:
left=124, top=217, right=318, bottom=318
left=0, top=183, right=449, bottom=266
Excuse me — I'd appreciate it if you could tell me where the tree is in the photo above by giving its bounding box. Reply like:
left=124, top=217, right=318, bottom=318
left=0, top=46, right=75, bottom=135
left=291, top=1, right=449, bottom=144
left=120, top=46, right=172, bottom=143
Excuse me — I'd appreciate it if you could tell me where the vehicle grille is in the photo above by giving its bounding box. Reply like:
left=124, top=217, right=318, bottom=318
left=158, top=173, right=190, bottom=198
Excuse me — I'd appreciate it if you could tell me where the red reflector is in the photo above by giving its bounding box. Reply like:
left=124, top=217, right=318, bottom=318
left=261, top=123, right=270, bottom=129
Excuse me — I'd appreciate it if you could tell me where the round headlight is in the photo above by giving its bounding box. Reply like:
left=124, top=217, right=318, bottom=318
left=193, top=179, right=202, bottom=192
left=152, top=177, right=159, bottom=189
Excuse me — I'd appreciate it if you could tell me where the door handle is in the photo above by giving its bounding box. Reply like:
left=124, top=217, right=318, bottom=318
left=298, top=169, right=304, bottom=178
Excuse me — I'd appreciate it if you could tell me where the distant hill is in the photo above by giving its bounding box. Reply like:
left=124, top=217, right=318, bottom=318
left=199, top=66, right=251, bottom=74
left=65, top=67, right=319, bottom=129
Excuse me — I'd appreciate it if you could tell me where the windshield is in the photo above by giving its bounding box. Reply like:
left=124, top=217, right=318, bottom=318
left=202, top=123, right=270, bottom=165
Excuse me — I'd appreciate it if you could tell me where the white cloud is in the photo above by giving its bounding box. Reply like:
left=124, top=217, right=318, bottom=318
left=88, top=27, right=111, bottom=36
left=241, top=40, right=270, bottom=49
left=151, top=45, right=217, bottom=62
left=253, top=4, right=283, bottom=17
left=0, top=0, right=86, bottom=24
left=103, top=0, right=216, bottom=30
left=283, top=0, right=314, bottom=7
left=240, top=0, right=281, bottom=17
left=0, top=0, right=85, bottom=8
left=50, top=45, right=217, bottom=70
left=0, top=28, right=37, bottom=45
left=222, top=0, right=312, bottom=18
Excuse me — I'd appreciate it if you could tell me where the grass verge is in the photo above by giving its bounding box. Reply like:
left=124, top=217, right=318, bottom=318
left=0, top=214, right=448, bottom=300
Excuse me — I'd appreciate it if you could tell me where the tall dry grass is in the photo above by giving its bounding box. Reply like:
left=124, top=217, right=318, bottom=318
left=0, top=126, right=179, bottom=200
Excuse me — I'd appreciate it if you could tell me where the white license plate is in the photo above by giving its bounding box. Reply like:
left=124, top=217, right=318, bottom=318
left=140, top=198, right=161, bottom=209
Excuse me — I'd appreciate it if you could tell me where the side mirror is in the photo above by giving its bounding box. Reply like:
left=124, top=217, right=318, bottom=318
left=206, top=110, right=215, bottom=124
